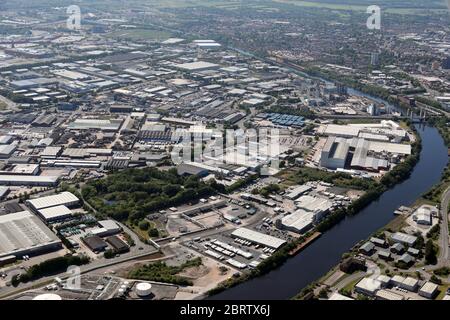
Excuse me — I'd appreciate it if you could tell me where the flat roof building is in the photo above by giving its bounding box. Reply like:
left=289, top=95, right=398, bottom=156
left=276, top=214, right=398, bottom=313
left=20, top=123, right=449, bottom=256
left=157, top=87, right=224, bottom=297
left=0, top=210, right=61, bottom=258
left=27, top=192, right=80, bottom=211
left=279, top=209, right=315, bottom=234
left=174, top=61, right=220, bottom=72
left=375, top=289, right=404, bottom=301
left=419, top=282, right=439, bottom=299
left=354, top=277, right=381, bottom=296
left=285, top=185, right=312, bottom=200
left=82, top=235, right=108, bottom=253
left=320, top=137, right=349, bottom=170
left=0, top=144, right=17, bottom=158
left=38, top=205, right=73, bottom=223
left=231, top=227, right=286, bottom=249
left=68, top=119, right=123, bottom=131
left=391, top=232, right=417, bottom=246
left=0, top=175, right=59, bottom=187
left=328, top=292, right=354, bottom=300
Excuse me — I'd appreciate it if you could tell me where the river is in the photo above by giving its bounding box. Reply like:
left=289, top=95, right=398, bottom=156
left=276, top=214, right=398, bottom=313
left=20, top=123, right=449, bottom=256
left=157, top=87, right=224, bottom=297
left=209, top=86, right=448, bottom=300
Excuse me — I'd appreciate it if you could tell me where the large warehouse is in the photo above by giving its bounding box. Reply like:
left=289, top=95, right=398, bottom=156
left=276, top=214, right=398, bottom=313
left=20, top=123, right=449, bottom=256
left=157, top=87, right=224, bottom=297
left=27, top=192, right=80, bottom=211
left=38, top=205, right=73, bottom=223
left=320, top=136, right=404, bottom=172
left=231, top=228, right=286, bottom=250
left=0, top=210, right=62, bottom=258
left=0, top=175, right=59, bottom=187
left=174, top=61, right=220, bottom=72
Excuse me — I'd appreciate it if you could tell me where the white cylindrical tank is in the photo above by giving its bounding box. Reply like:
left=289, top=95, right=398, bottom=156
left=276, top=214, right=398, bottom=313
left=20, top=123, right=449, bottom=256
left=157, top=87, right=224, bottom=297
left=33, top=293, right=62, bottom=301
left=135, top=282, right=152, bottom=297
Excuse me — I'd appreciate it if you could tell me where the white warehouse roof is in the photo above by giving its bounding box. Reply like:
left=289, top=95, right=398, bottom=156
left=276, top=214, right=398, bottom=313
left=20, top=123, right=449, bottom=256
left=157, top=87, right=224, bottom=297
left=0, top=210, right=61, bottom=258
left=231, top=228, right=286, bottom=249
left=174, top=61, right=219, bottom=71
left=27, top=192, right=79, bottom=210
left=38, top=205, right=73, bottom=222
left=0, top=175, right=59, bottom=185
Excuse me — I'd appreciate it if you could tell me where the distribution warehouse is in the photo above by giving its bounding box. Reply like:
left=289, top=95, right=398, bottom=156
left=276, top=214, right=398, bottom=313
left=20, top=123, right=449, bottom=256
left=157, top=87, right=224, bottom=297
left=0, top=210, right=62, bottom=258
left=27, top=192, right=80, bottom=211
left=231, top=228, right=286, bottom=250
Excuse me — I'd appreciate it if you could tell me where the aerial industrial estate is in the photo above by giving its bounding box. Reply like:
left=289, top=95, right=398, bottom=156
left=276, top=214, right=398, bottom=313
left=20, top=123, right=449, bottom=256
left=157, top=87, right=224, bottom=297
left=0, top=0, right=449, bottom=304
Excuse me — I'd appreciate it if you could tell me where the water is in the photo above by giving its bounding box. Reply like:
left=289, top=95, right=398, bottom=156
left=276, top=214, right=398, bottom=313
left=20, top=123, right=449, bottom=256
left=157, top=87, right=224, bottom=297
left=209, top=125, right=448, bottom=300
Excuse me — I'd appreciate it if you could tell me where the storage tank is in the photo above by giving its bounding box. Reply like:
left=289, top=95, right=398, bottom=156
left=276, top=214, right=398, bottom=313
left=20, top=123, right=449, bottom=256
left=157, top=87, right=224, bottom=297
left=33, top=293, right=62, bottom=301
left=135, top=282, right=152, bottom=297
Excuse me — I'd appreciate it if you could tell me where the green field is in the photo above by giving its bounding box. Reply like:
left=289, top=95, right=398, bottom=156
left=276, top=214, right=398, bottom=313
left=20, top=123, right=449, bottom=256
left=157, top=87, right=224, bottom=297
left=273, top=0, right=448, bottom=14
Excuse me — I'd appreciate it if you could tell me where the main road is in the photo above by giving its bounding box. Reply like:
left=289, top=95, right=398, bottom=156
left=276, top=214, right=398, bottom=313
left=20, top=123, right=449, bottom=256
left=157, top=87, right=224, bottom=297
left=438, top=187, right=450, bottom=265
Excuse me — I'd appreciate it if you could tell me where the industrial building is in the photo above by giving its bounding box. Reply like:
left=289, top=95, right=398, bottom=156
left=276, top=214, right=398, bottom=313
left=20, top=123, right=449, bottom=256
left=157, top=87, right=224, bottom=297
left=328, top=292, right=354, bottom=300
left=106, top=236, right=129, bottom=253
left=67, top=119, right=123, bottom=131
left=354, top=277, right=381, bottom=296
left=89, top=220, right=122, bottom=237
left=320, top=137, right=349, bottom=170
left=0, top=175, right=59, bottom=187
left=37, top=205, right=73, bottom=223
left=375, top=289, right=404, bottom=301
left=82, top=235, right=108, bottom=253
left=174, top=61, right=220, bottom=72
left=0, top=144, right=17, bottom=158
left=27, top=192, right=80, bottom=211
left=391, top=232, right=417, bottom=246
left=231, top=228, right=286, bottom=250
left=419, top=282, right=439, bottom=299
left=0, top=210, right=62, bottom=258
left=320, top=136, right=391, bottom=172
left=278, top=209, right=316, bottom=234
left=285, top=185, right=312, bottom=200
left=412, top=205, right=437, bottom=226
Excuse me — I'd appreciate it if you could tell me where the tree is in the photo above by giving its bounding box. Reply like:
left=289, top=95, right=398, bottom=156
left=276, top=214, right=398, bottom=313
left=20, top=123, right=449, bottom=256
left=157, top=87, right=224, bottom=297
left=104, top=249, right=116, bottom=259
left=11, top=275, right=20, bottom=287
left=139, top=220, right=150, bottom=231
left=148, top=228, right=159, bottom=238
left=318, top=288, right=328, bottom=299
left=424, top=240, right=438, bottom=265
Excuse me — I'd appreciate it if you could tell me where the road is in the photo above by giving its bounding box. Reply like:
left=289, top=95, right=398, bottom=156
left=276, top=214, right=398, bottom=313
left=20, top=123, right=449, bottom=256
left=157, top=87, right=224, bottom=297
left=0, top=247, right=160, bottom=300
left=438, top=186, right=450, bottom=265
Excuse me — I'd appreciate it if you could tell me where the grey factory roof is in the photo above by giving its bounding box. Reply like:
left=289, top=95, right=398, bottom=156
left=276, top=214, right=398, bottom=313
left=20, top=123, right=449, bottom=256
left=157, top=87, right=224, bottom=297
left=0, top=144, right=17, bottom=156
left=67, top=119, right=123, bottom=131
left=360, top=241, right=375, bottom=253
left=323, top=137, right=350, bottom=161
left=0, top=175, right=59, bottom=185
left=174, top=61, right=219, bottom=71
left=27, top=192, right=79, bottom=211
left=399, top=253, right=415, bottom=264
left=231, top=228, right=286, bottom=249
left=0, top=210, right=61, bottom=258
left=391, top=232, right=417, bottom=246
left=38, top=205, right=73, bottom=221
